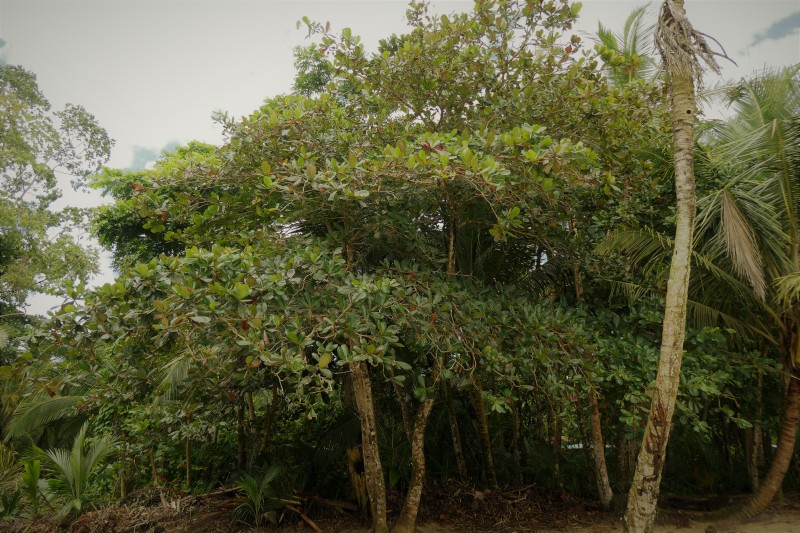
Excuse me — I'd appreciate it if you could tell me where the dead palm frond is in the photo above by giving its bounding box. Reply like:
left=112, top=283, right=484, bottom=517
left=654, top=0, right=722, bottom=82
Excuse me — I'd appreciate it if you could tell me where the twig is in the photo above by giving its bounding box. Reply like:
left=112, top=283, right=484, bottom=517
left=287, top=505, right=323, bottom=533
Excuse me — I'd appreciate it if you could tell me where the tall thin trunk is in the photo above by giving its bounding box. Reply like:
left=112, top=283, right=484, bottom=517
left=624, top=2, right=709, bottom=530
left=720, top=376, right=800, bottom=520
left=351, top=360, right=388, bottom=533
left=236, top=402, right=247, bottom=470
left=394, top=381, right=438, bottom=533
left=446, top=382, right=469, bottom=480
left=549, top=405, right=563, bottom=491
left=511, top=401, right=523, bottom=485
left=393, top=378, right=414, bottom=443
left=589, top=390, right=614, bottom=509
left=472, top=379, right=498, bottom=488
left=617, top=435, right=637, bottom=495
left=258, top=386, right=280, bottom=455
left=150, top=448, right=160, bottom=487
left=745, top=373, right=764, bottom=491
left=185, top=437, right=192, bottom=487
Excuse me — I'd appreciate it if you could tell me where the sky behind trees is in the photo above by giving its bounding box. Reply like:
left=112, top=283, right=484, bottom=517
left=1, top=0, right=798, bottom=313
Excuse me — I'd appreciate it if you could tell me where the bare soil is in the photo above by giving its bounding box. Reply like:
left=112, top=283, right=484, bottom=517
left=6, top=486, right=800, bottom=532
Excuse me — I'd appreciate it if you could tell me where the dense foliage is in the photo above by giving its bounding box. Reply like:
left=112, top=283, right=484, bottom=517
left=0, top=1, right=797, bottom=531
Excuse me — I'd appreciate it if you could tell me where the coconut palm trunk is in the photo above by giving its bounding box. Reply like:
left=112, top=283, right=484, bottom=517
left=725, top=374, right=800, bottom=520
left=624, top=2, right=719, bottom=531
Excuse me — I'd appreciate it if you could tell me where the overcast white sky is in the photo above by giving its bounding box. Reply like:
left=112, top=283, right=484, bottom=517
left=1, top=0, right=798, bottom=314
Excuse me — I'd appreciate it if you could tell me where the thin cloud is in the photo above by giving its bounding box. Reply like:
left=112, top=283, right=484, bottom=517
left=751, top=11, right=800, bottom=46
left=0, top=38, right=7, bottom=66
left=126, top=140, right=181, bottom=171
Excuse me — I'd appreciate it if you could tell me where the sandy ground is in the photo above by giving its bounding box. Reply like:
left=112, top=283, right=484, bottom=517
left=540, top=511, right=800, bottom=533
left=336, top=510, right=800, bottom=532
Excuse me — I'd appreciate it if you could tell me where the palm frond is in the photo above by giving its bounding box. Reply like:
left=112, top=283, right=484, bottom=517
left=605, top=279, right=655, bottom=305
left=774, top=272, right=800, bottom=309
left=0, top=442, right=20, bottom=492
left=156, top=354, right=192, bottom=402
left=8, top=396, right=80, bottom=440
left=719, top=191, right=766, bottom=299
left=44, top=422, right=116, bottom=520
left=596, top=228, right=672, bottom=277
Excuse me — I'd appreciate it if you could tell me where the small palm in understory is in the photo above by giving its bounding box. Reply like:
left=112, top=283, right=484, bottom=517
left=42, top=422, right=116, bottom=520
left=232, top=464, right=299, bottom=526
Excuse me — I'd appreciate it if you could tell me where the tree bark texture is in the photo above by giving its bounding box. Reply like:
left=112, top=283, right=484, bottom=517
left=624, top=2, right=698, bottom=529
left=351, top=360, right=389, bottom=533
left=393, top=391, right=437, bottom=533
left=589, top=390, right=614, bottom=509
left=446, top=382, right=469, bottom=480
left=472, top=380, right=499, bottom=488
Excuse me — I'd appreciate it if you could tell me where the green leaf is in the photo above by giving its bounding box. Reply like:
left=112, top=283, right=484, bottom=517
left=190, top=315, right=211, bottom=324
left=232, top=283, right=252, bottom=300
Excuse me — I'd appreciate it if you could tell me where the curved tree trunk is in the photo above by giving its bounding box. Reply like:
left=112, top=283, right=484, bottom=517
left=393, top=385, right=437, bottom=533
left=589, top=390, right=614, bottom=509
left=624, top=1, right=705, bottom=530
left=721, top=376, right=800, bottom=520
left=351, top=360, right=388, bottom=533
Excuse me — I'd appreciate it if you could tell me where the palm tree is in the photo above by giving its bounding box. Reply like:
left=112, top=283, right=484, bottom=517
left=595, top=4, right=660, bottom=86
left=694, top=65, right=800, bottom=520
left=42, top=422, right=116, bottom=520
left=602, top=65, right=800, bottom=523
left=623, top=1, right=719, bottom=531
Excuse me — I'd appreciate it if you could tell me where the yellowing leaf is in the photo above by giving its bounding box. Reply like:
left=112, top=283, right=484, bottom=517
left=318, top=352, right=332, bottom=369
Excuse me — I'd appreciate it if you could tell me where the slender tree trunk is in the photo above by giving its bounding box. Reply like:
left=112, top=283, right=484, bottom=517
left=624, top=2, right=702, bottom=530
left=745, top=373, right=764, bottom=491
left=720, top=376, right=800, bottom=520
left=185, top=437, right=192, bottom=488
left=549, top=405, right=563, bottom=491
left=472, top=379, right=498, bottom=488
left=446, top=382, right=469, bottom=480
left=258, top=386, right=280, bottom=455
left=393, top=384, right=438, bottom=533
left=236, top=402, right=247, bottom=470
left=351, top=360, right=389, bottom=533
left=150, top=448, right=160, bottom=487
left=617, top=435, right=637, bottom=496
left=511, top=401, right=523, bottom=485
left=393, top=379, right=414, bottom=443
left=589, top=390, right=614, bottom=509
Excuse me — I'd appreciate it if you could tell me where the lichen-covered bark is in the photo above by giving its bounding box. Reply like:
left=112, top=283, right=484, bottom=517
left=393, top=388, right=437, bottom=533
left=624, top=2, right=698, bottom=530
left=351, top=360, right=388, bottom=533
